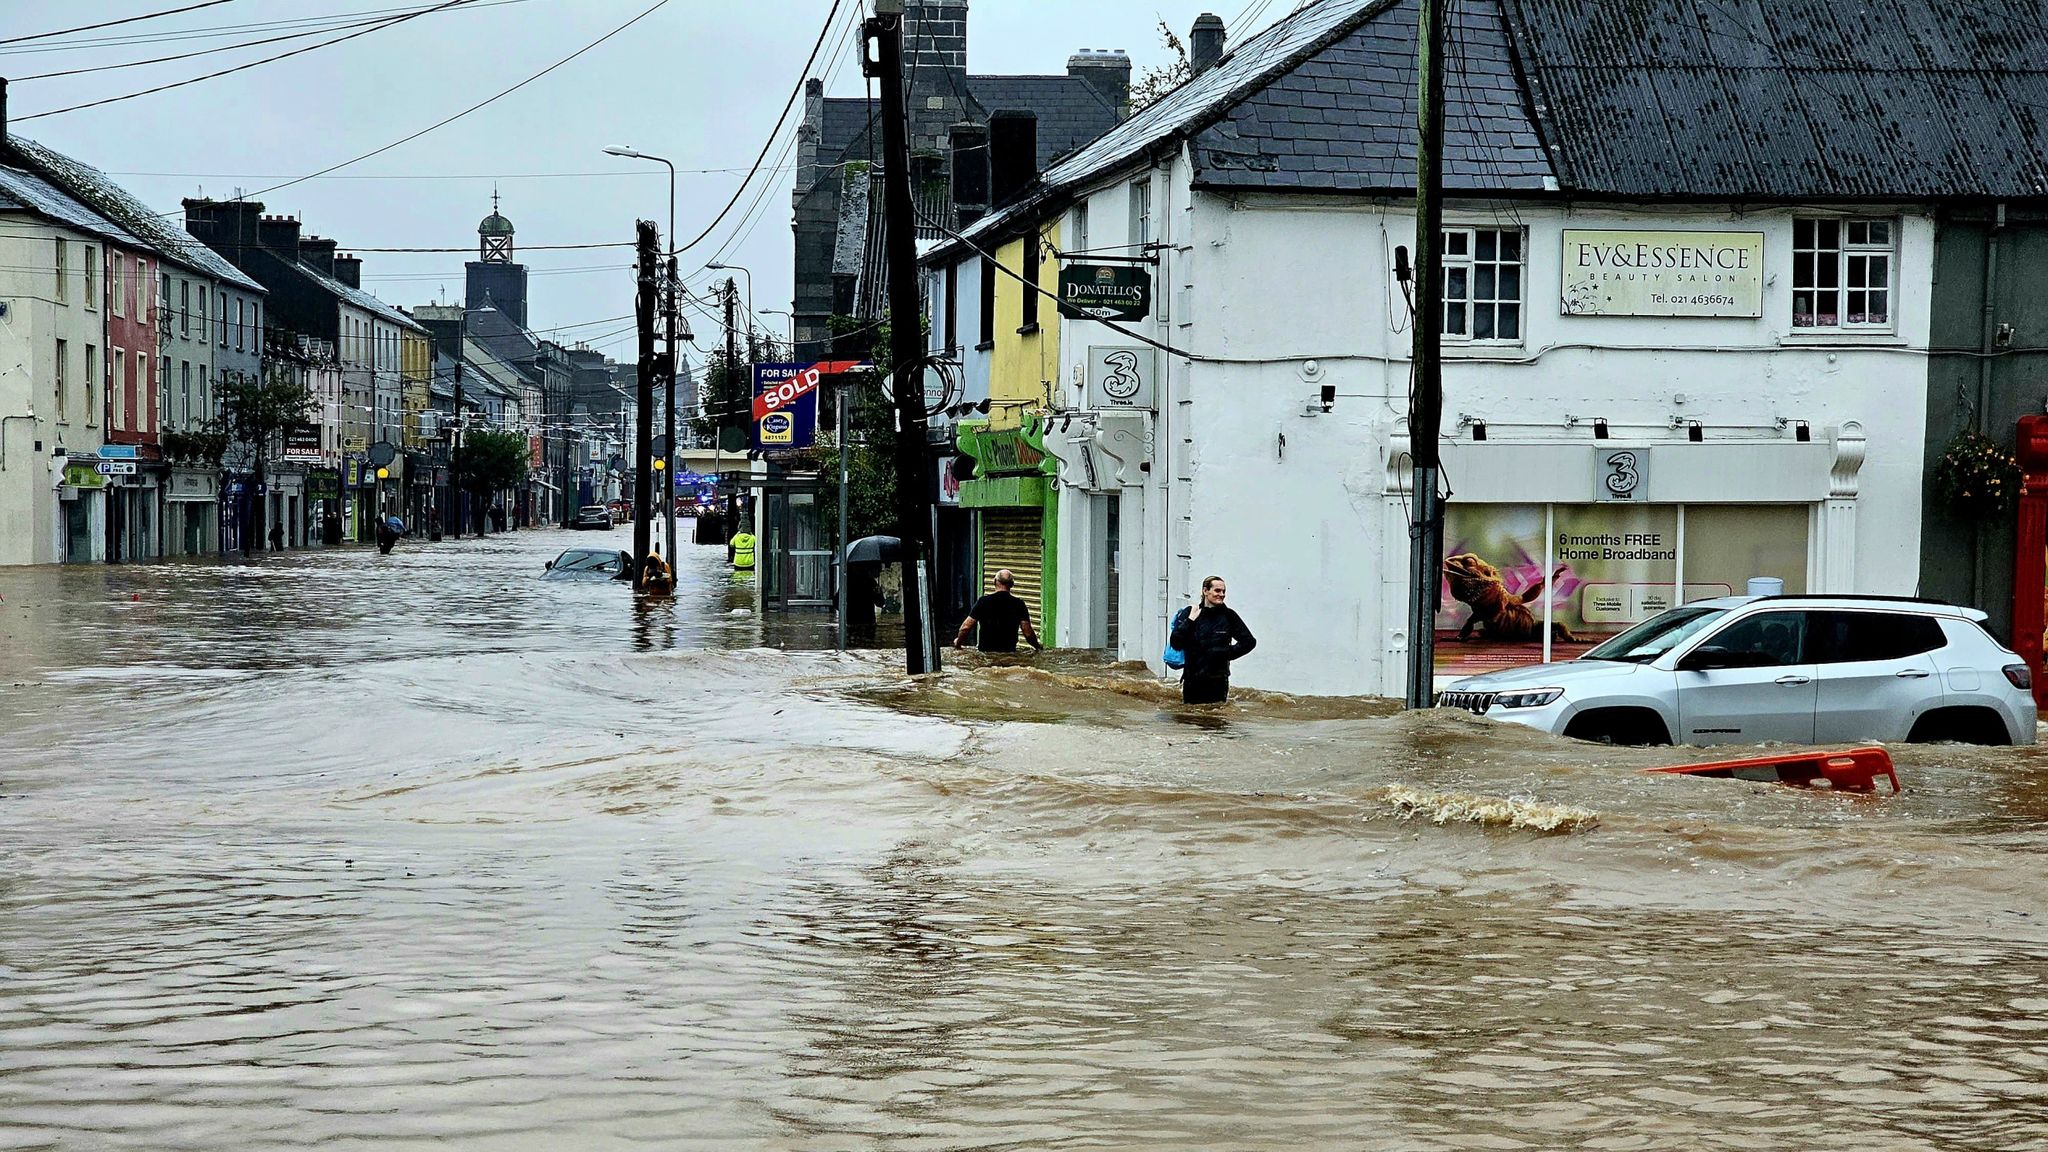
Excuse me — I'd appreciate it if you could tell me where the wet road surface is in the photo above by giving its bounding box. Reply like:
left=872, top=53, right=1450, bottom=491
left=4, top=527, right=2048, bottom=1150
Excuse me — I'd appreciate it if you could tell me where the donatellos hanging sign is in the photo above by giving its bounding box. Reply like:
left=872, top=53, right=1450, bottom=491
left=1058, top=262, right=1151, bottom=322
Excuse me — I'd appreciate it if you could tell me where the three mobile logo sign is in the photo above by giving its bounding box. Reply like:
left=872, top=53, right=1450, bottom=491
left=751, top=361, right=867, bottom=450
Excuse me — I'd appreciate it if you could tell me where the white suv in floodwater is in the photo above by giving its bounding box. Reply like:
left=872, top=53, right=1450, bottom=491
left=1438, top=596, right=2037, bottom=747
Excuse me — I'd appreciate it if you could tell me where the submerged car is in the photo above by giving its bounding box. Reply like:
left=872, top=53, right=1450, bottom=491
left=1438, top=596, right=2036, bottom=747
left=572, top=505, right=613, bottom=530
left=543, top=548, right=632, bottom=581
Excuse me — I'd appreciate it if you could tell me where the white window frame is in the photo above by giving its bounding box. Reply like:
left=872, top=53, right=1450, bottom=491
left=113, top=348, right=126, bottom=430
left=1791, top=216, right=1895, bottom=332
left=84, top=345, right=97, bottom=426
left=1439, top=225, right=1525, bottom=345
left=111, top=253, right=125, bottom=317
left=83, top=247, right=97, bottom=311
left=53, top=239, right=67, bottom=304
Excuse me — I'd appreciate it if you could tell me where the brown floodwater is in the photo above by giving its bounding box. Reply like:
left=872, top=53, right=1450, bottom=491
left=4, top=527, right=2048, bottom=1150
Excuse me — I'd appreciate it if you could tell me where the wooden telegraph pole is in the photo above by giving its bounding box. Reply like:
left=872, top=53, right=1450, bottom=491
left=632, top=220, right=657, bottom=578
left=1405, top=0, right=1448, bottom=709
left=868, top=0, right=941, bottom=674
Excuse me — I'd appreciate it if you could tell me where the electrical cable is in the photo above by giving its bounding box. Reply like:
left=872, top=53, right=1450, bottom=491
left=675, top=0, right=847, bottom=254
left=209, top=0, right=676, bottom=206
left=0, top=0, right=533, bottom=55
left=14, top=5, right=478, bottom=81
left=16, top=0, right=476, bottom=121
left=0, top=0, right=243, bottom=47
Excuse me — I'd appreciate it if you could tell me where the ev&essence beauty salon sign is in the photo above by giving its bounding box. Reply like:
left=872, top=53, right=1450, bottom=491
left=1560, top=230, right=1763, bottom=318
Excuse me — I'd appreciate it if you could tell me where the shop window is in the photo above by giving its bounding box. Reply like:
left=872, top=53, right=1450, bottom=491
left=1441, top=226, right=1522, bottom=342
left=1793, top=218, right=1892, bottom=329
left=1436, top=502, right=1810, bottom=677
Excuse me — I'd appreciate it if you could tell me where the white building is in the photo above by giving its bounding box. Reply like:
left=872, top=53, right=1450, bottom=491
left=928, top=0, right=1991, bottom=696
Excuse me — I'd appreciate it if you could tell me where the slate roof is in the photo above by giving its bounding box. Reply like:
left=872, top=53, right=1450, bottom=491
left=934, top=0, right=2048, bottom=262
left=0, top=163, right=148, bottom=249
left=295, top=261, right=426, bottom=333
left=1498, top=0, right=2048, bottom=199
left=966, top=75, right=1120, bottom=166
left=820, top=75, right=1120, bottom=171
left=1192, top=0, right=1551, bottom=192
left=7, top=135, right=266, bottom=294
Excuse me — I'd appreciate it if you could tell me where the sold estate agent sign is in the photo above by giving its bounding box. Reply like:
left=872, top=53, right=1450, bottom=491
left=1058, top=263, right=1151, bottom=321
left=751, top=361, right=868, bottom=451
left=1560, top=230, right=1764, bottom=318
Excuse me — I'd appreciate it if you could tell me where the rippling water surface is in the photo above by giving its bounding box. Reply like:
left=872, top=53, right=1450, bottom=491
left=5, top=528, right=2048, bottom=1150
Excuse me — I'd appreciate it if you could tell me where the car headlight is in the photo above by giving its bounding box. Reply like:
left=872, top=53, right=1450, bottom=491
left=1495, top=688, right=1563, bottom=709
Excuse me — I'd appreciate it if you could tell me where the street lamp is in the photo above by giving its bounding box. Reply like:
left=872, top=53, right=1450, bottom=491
left=605, top=144, right=681, bottom=564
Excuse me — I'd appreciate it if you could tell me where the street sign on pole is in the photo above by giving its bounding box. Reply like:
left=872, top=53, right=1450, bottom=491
left=95, top=461, right=137, bottom=476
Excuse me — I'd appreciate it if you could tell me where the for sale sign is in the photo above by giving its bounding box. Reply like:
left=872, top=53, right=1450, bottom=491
left=751, top=361, right=867, bottom=451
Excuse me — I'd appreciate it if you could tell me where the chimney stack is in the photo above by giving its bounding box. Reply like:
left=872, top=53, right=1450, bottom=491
left=183, top=198, right=265, bottom=262
left=987, top=109, right=1038, bottom=210
left=334, top=253, right=361, bottom=289
left=257, top=214, right=302, bottom=255
left=1191, top=13, right=1226, bottom=76
left=1067, top=50, right=1133, bottom=119
left=298, top=236, right=337, bottom=277
left=949, top=122, right=990, bottom=227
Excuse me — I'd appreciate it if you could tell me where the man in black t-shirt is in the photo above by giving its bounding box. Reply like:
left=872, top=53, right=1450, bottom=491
left=954, top=569, right=1043, bottom=653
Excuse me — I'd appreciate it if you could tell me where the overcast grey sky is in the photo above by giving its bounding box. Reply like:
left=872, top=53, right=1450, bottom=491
left=3, top=1, right=1285, bottom=359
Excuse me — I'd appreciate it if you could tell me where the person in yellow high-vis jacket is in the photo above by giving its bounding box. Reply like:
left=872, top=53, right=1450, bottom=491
left=729, top=530, right=757, bottom=572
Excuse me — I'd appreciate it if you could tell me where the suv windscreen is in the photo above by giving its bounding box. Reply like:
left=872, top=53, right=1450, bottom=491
left=1583, top=606, right=1728, bottom=663
left=1810, top=611, right=1946, bottom=663
left=554, top=551, right=618, bottom=572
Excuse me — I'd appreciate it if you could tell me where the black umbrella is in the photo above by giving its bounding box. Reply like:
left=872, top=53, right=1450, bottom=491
left=843, top=535, right=902, bottom=563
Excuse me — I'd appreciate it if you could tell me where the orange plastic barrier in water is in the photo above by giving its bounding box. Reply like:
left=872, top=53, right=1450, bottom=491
left=1645, top=747, right=1900, bottom=795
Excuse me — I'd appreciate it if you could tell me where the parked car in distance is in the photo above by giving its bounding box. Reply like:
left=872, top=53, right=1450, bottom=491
left=543, top=548, right=633, bottom=581
left=573, top=505, right=613, bottom=530
left=1438, top=596, right=2037, bottom=747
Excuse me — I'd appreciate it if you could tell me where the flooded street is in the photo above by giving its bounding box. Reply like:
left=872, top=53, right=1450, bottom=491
left=5, top=529, right=2048, bottom=1150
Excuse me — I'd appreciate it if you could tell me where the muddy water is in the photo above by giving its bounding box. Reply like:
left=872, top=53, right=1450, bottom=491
left=4, top=528, right=2048, bottom=1150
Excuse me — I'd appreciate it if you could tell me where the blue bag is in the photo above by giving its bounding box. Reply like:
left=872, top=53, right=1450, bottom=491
left=1162, top=607, right=1190, bottom=670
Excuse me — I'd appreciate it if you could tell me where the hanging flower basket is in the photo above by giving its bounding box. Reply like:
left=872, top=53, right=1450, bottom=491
left=1933, top=431, right=2024, bottom=520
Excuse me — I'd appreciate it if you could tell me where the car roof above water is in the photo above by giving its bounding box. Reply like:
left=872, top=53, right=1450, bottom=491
left=1690, top=594, right=1987, bottom=621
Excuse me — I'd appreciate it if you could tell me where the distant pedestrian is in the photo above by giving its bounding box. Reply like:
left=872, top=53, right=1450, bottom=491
left=1171, top=575, right=1256, bottom=704
left=268, top=523, right=284, bottom=552
left=955, top=569, right=1043, bottom=654
left=729, top=529, right=757, bottom=572
left=490, top=503, right=507, bottom=533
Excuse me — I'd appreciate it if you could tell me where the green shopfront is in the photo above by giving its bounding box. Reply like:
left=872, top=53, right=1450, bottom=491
left=956, top=415, right=1059, bottom=637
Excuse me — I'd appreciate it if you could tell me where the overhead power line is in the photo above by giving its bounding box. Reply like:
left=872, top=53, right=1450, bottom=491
left=0, top=0, right=243, bottom=48
left=16, top=5, right=461, bottom=81
left=676, top=0, right=845, bottom=255
left=234, top=0, right=675, bottom=203
left=0, top=0, right=532, bottom=56
left=17, top=0, right=475, bottom=121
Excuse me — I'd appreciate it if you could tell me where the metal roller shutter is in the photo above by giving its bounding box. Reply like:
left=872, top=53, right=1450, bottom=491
left=981, top=507, right=1044, bottom=623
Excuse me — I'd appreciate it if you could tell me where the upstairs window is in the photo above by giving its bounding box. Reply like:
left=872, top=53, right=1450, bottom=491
left=1793, top=218, right=1892, bottom=330
left=1440, top=226, right=1523, bottom=342
left=83, top=248, right=97, bottom=310
left=111, top=254, right=125, bottom=317
left=53, top=240, right=67, bottom=304
left=977, top=256, right=995, bottom=347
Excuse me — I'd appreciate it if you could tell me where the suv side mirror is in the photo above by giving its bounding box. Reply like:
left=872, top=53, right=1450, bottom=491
left=1679, top=646, right=1770, bottom=672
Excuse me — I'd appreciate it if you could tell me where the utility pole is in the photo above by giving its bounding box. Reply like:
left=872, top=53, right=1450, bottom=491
left=1405, top=0, right=1447, bottom=710
left=664, top=253, right=679, bottom=563
left=868, top=0, right=940, bottom=675
left=723, top=278, right=740, bottom=542
left=448, top=312, right=466, bottom=538
left=632, top=220, right=658, bottom=579
left=836, top=379, right=850, bottom=652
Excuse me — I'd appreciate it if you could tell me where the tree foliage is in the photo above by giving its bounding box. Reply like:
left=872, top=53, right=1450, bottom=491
left=219, top=367, right=316, bottom=466
left=1129, top=20, right=1191, bottom=113
left=454, top=429, right=531, bottom=497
